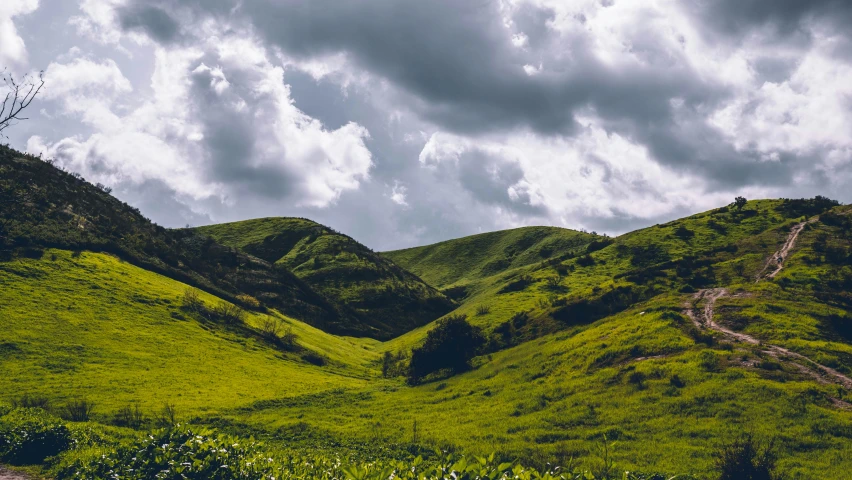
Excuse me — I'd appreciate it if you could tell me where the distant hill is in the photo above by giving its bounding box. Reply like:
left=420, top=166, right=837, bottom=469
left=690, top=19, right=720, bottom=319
left=195, top=218, right=455, bottom=339
left=0, top=145, right=352, bottom=331
left=383, top=226, right=601, bottom=289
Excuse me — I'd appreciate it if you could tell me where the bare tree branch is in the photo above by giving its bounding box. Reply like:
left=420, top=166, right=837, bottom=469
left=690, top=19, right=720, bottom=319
left=0, top=68, right=45, bottom=137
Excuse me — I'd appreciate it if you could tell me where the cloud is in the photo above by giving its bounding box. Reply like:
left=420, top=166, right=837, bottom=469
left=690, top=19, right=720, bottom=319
left=0, top=0, right=39, bottom=68
left=42, top=57, right=132, bottom=101
left=29, top=31, right=374, bottom=211
left=388, top=181, right=408, bottom=207
left=95, top=0, right=850, bottom=196
left=9, top=0, right=852, bottom=249
left=117, top=4, right=180, bottom=43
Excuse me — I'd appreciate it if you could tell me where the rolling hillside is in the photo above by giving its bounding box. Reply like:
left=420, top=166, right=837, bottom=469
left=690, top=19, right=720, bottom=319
left=2, top=144, right=852, bottom=478
left=0, top=145, right=354, bottom=333
left=383, top=226, right=601, bottom=289
left=194, top=218, right=455, bottom=339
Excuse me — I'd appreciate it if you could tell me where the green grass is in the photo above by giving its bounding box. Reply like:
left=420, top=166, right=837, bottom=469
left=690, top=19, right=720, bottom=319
left=0, top=249, right=375, bottom=415
left=3, top=176, right=852, bottom=478
left=383, top=226, right=600, bottom=289
left=195, top=218, right=454, bottom=339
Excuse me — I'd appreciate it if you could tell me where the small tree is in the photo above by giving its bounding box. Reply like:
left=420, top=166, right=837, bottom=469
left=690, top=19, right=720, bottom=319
left=407, top=315, right=485, bottom=384
left=381, top=351, right=407, bottom=378
left=157, top=403, right=177, bottom=426
left=1, top=69, right=45, bottom=137
left=63, top=399, right=95, bottom=422
left=213, top=302, right=244, bottom=325
left=716, top=434, right=778, bottom=480
left=734, top=196, right=748, bottom=210
left=181, top=287, right=202, bottom=312
left=259, top=316, right=282, bottom=340
left=280, top=325, right=297, bottom=350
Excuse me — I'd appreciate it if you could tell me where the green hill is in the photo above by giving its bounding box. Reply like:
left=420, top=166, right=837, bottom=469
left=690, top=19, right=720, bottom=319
left=0, top=145, right=354, bottom=332
left=3, top=143, right=852, bottom=478
left=383, top=226, right=600, bottom=289
left=194, top=218, right=455, bottom=339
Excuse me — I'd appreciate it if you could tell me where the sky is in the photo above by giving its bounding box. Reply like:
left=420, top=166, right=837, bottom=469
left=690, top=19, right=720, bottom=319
left=2, top=0, right=852, bottom=251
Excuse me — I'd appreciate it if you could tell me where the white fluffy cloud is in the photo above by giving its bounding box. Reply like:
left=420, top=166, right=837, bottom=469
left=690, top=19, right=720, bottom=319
left=419, top=121, right=724, bottom=233
left=0, top=0, right=39, bottom=67
left=28, top=31, right=373, bottom=209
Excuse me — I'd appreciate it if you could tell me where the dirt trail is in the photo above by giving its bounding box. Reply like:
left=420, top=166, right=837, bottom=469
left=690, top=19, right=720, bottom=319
left=684, top=290, right=852, bottom=390
left=0, top=467, right=31, bottom=480
left=755, top=218, right=816, bottom=282
left=682, top=219, right=852, bottom=391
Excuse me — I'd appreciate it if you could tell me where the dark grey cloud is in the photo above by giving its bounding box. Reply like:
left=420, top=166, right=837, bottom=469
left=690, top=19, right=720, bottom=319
left=457, top=150, right=546, bottom=216
left=684, top=0, right=852, bottom=40
left=152, top=0, right=829, bottom=193
left=186, top=59, right=299, bottom=200
left=118, top=5, right=181, bottom=43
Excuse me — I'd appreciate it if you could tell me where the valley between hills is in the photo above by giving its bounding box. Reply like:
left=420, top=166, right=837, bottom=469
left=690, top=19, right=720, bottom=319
left=2, top=144, right=852, bottom=478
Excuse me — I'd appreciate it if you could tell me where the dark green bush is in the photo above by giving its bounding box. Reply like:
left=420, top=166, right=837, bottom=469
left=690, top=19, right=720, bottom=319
left=408, top=315, right=485, bottom=384
left=302, top=351, right=328, bottom=366
left=715, top=434, right=778, bottom=480
left=0, top=408, right=71, bottom=465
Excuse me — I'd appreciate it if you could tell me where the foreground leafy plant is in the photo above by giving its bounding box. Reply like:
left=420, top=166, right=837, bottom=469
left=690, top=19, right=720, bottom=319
left=53, top=425, right=685, bottom=480
left=0, top=407, right=71, bottom=465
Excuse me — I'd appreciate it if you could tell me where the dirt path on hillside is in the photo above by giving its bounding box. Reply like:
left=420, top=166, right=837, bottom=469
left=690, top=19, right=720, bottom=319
left=683, top=221, right=852, bottom=390
left=0, top=467, right=32, bottom=480
left=755, top=218, right=816, bottom=282
left=684, top=289, right=852, bottom=390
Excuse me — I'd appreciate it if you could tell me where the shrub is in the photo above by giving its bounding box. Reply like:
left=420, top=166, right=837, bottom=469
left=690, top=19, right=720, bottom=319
left=715, top=434, right=778, bottom=480
left=408, top=315, right=485, bottom=384
left=259, top=316, right=282, bottom=340
left=499, top=275, right=533, bottom=294
left=236, top=293, right=261, bottom=309
left=576, top=254, right=595, bottom=267
left=181, top=286, right=202, bottom=311
left=301, top=351, right=327, bottom=366
left=53, top=425, right=605, bottom=480
left=699, top=351, right=721, bottom=372
left=674, top=225, right=695, bottom=240
left=157, top=404, right=177, bottom=427
left=11, top=394, right=51, bottom=411
left=475, top=304, right=491, bottom=316
left=213, top=302, right=245, bottom=325
left=586, top=238, right=614, bottom=253
left=627, top=371, right=646, bottom=389
left=381, top=351, right=408, bottom=378
left=112, top=403, right=145, bottom=429
left=62, top=399, right=94, bottom=422
left=280, top=326, right=298, bottom=350
left=0, top=408, right=71, bottom=465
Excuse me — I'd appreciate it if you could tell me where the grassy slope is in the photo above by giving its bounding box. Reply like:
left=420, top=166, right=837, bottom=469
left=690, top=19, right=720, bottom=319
left=383, top=200, right=806, bottom=351
left=0, top=249, right=377, bottom=415
left=195, top=218, right=454, bottom=339
left=0, top=146, right=353, bottom=332
left=383, top=226, right=599, bottom=289
left=3, top=198, right=852, bottom=477
left=237, top=299, right=852, bottom=478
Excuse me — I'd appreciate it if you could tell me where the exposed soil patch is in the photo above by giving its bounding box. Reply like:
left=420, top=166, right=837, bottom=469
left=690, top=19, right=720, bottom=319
left=0, top=466, right=32, bottom=480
